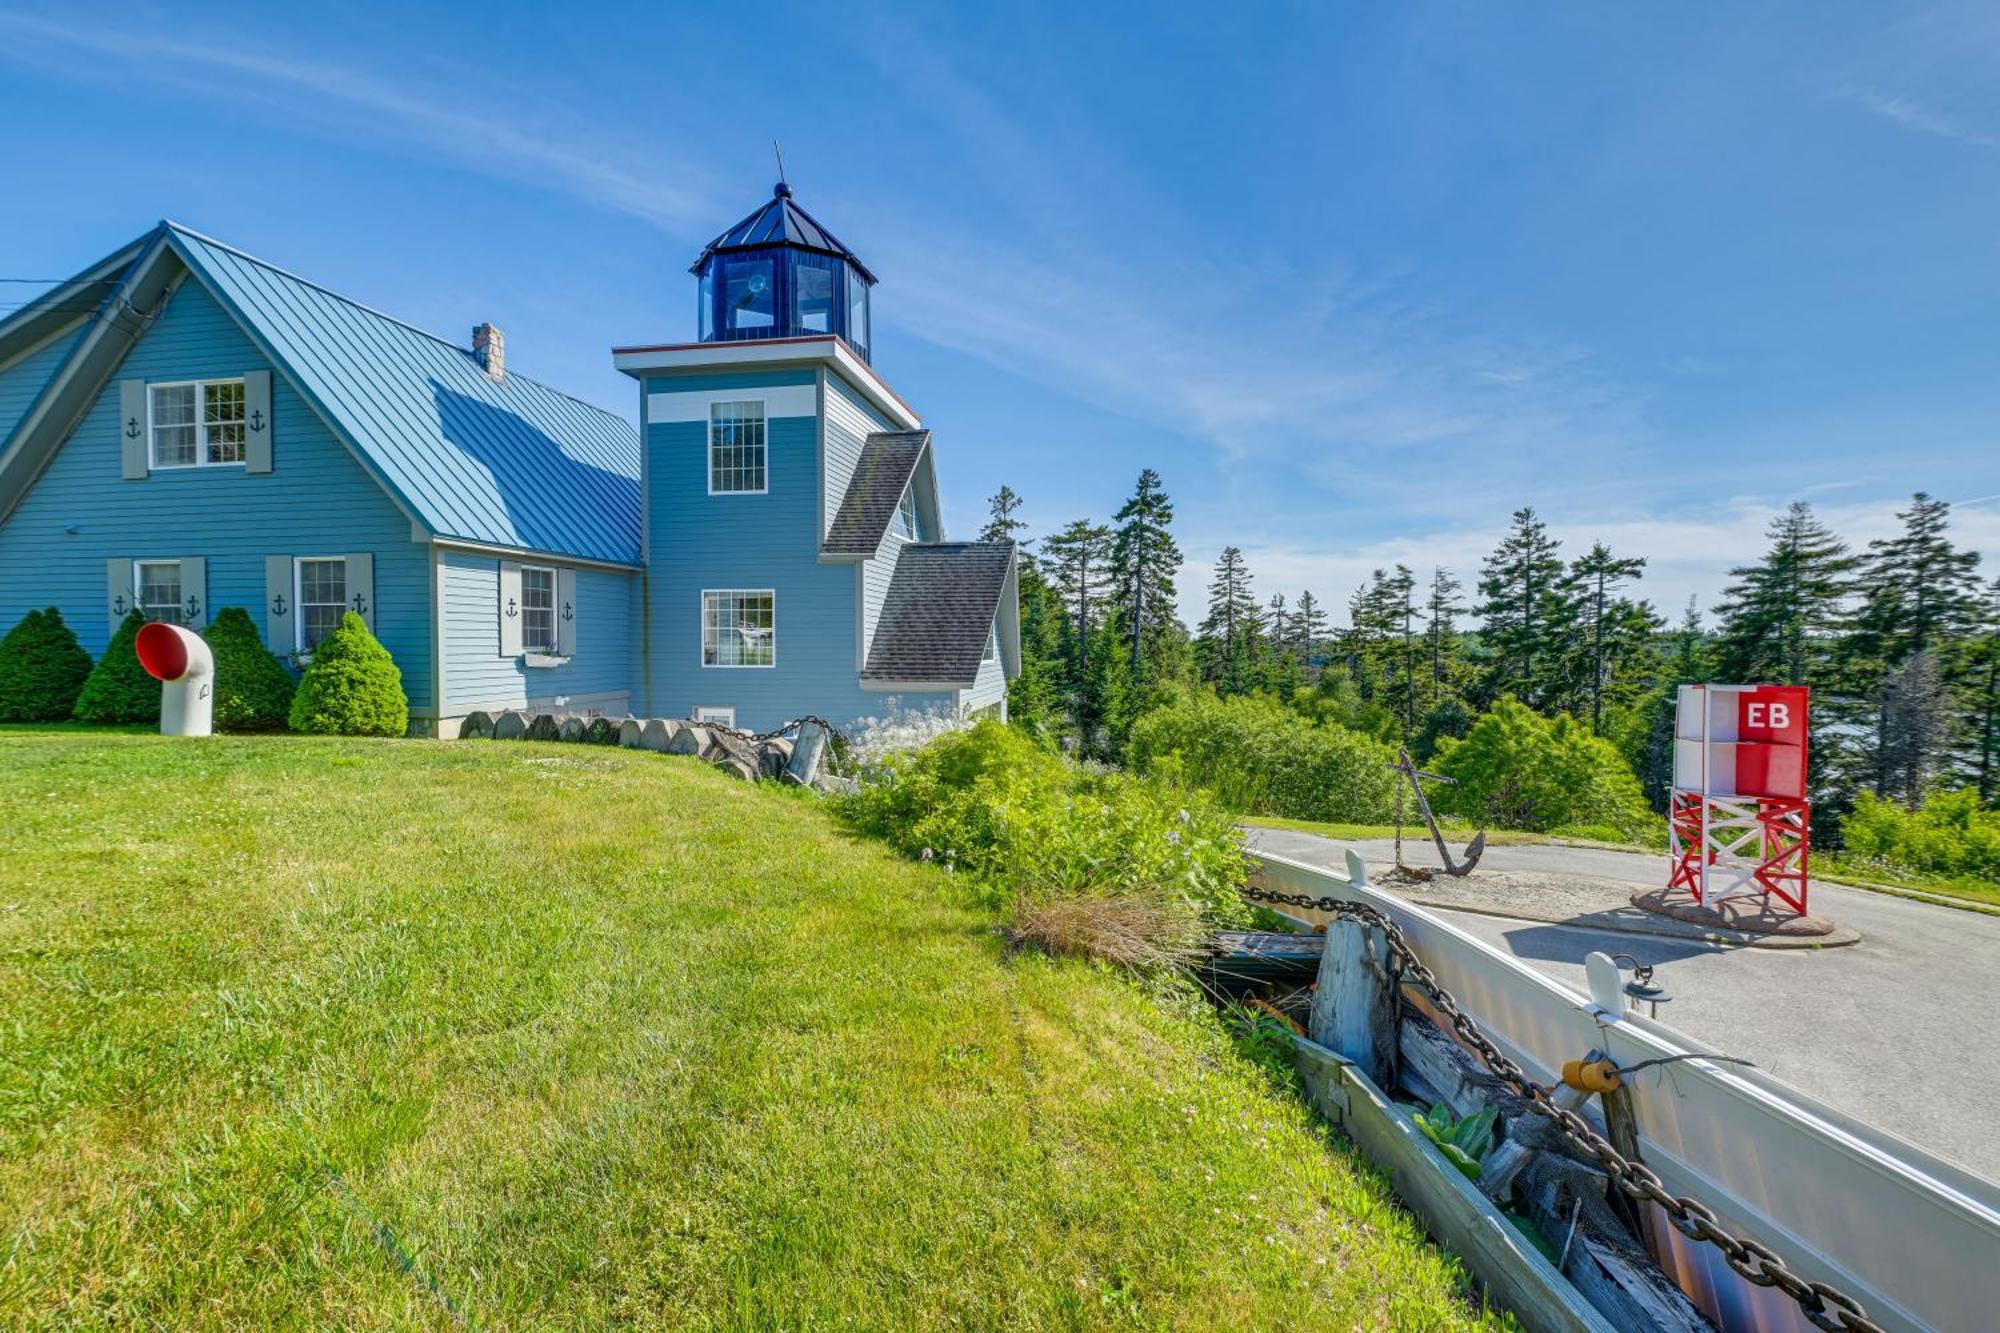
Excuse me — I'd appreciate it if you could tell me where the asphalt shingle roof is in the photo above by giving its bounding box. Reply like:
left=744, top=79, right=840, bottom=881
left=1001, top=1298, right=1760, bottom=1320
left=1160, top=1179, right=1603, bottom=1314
left=168, top=225, right=642, bottom=565
left=823, top=431, right=929, bottom=556
left=863, top=542, right=1015, bottom=685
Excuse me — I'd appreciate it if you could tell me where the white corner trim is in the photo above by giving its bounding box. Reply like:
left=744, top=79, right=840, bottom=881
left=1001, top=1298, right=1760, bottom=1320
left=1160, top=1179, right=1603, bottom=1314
left=614, top=337, right=921, bottom=431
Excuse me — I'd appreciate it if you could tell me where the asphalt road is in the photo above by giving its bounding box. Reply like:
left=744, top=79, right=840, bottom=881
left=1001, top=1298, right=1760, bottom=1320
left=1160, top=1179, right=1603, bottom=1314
left=1244, top=826, right=2000, bottom=1185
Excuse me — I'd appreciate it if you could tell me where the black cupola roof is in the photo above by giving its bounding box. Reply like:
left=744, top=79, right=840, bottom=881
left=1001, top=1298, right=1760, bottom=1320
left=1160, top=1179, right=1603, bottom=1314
left=690, top=182, right=877, bottom=283
left=690, top=181, right=878, bottom=361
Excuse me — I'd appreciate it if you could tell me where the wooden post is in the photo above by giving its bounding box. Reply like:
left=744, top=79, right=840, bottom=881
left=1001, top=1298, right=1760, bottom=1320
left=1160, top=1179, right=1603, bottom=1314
left=1309, top=853, right=1395, bottom=1085
left=1599, top=1080, right=1648, bottom=1238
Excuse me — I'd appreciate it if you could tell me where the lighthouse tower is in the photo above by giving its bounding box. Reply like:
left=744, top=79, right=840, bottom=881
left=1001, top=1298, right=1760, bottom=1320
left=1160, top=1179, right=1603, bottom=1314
left=610, top=179, right=1019, bottom=731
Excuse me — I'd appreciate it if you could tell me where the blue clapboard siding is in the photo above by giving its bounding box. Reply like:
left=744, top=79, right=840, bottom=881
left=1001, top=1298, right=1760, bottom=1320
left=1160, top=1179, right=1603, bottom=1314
left=439, top=549, right=635, bottom=715
left=642, top=370, right=951, bottom=730
left=0, top=322, right=86, bottom=447
left=0, top=279, right=434, bottom=714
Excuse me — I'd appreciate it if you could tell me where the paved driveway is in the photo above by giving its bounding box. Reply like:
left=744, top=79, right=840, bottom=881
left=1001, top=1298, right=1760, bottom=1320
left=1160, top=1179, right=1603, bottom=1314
left=1244, top=826, right=2000, bottom=1185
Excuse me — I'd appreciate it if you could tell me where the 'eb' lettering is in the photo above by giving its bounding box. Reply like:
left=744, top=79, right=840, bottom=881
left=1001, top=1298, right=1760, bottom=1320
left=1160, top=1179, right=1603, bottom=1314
left=1747, top=702, right=1790, bottom=731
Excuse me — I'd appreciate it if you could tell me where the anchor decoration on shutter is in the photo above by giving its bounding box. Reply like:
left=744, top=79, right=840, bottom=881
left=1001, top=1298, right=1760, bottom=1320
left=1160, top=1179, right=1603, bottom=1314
left=270, top=592, right=288, bottom=616
left=244, top=370, right=272, bottom=473
left=118, top=381, right=148, bottom=479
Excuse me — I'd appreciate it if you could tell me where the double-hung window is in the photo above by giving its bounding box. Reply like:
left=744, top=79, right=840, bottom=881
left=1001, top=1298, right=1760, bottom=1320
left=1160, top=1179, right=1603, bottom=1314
left=135, top=561, right=183, bottom=623
left=708, top=401, right=767, bottom=494
left=150, top=379, right=246, bottom=468
left=296, top=558, right=347, bottom=653
left=702, top=590, right=774, bottom=667
left=520, top=566, right=558, bottom=653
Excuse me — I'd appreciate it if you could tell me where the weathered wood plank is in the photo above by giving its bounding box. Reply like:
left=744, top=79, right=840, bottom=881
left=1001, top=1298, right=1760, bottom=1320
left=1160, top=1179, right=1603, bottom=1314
left=1309, top=918, right=1395, bottom=1087
left=1519, top=1157, right=1716, bottom=1332
left=1292, top=1036, right=1619, bottom=1333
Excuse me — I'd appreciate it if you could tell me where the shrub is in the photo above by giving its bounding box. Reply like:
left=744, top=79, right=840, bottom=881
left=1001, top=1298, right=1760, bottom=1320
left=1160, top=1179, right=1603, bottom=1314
left=1429, top=697, right=1651, bottom=835
left=202, top=608, right=296, bottom=732
left=837, top=720, right=1248, bottom=966
left=1126, top=691, right=1398, bottom=823
left=1841, top=789, right=2000, bottom=882
left=0, top=607, right=93, bottom=722
left=73, top=610, right=160, bottom=725
left=288, top=612, right=408, bottom=737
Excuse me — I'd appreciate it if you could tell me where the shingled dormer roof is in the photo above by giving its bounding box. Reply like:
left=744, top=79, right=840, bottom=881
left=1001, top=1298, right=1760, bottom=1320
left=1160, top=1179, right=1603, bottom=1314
left=823, top=430, right=930, bottom=556
left=863, top=541, right=1016, bottom=686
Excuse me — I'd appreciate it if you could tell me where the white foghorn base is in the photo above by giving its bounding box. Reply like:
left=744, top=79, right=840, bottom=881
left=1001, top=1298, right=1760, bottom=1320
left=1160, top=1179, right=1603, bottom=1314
left=145, top=623, right=214, bottom=737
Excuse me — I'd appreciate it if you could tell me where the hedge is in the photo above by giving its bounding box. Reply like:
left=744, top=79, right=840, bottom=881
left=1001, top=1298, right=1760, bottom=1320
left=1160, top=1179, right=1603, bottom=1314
left=288, top=612, right=407, bottom=737
left=0, top=607, right=93, bottom=722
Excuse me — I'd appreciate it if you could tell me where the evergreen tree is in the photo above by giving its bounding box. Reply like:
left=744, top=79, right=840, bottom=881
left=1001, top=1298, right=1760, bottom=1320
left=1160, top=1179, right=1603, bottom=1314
left=1710, top=502, right=1854, bottom=686
left=1265, top=594, right=1289, bottom=661
left=0, top=607, right=92, bottom=722
left=1007, top=560, right=1067, bottom=739
left=1476, top=507, right=1575, bottom=711
left=1041, top=519, right=1113, bottom=678
left=1564, top=542, right=1651, bottom=733
left=1107, top=468, right=1182, bottom=678
left=1198, top=546, right=1261, bottom=693
left=1844, top=493, right=1986, bottom=799
left=1293, top=590, right=1328, bottom=665
left=1879, top=651, right=1954, bottom=806
left=1624, top=597, right=1709, bottom=812
left=1958, top=579, right=2000, bottom=802
left=980, top=484, right=1029, bottom=546
left=73, top=610, right=159, bottom=725
left=1424, top=566, right=1465, bottom=706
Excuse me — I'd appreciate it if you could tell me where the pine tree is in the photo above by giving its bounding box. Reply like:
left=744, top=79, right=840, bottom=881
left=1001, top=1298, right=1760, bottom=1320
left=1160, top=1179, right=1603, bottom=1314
left=1476, top=507, right=1575, bottom=711
left=1958, top=579, right=2000, bottom=802
left=1108, top=469, right=1182, bottom=678
left=1424, top=566, right=1465, bottom=702
left=1376, top=565, right=1422, bottom=735
left=1879, top=651, right=1954, bottom=806
left=1041, top=519, right=1113, bottom=679
left=1007, top=560, right=1067, bottom=738
left=1198, top=546, right=1261, bottom=693
left=1293, top=590, right=1328, bottom=665
left=1710, top=502, right=1854, bottom=686
left=980, top=485, right=1029, bottom=547
left=1844, top=493, right=1986, bottom=799
left=1564, top=542, right=1649, bottom=733
left=1625, top=597, right=1709, bottom=812
left=1265, top=594, right=1289, bottom=662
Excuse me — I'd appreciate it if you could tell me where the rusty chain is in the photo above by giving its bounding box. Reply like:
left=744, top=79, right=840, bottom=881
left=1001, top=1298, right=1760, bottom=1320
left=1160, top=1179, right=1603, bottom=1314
left=1241, top=881, right=1884, bottom=1333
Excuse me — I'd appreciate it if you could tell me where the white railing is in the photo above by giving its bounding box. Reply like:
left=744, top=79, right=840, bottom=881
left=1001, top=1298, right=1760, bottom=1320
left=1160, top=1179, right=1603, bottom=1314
left=1250, top=847, right=2000, bottom=1333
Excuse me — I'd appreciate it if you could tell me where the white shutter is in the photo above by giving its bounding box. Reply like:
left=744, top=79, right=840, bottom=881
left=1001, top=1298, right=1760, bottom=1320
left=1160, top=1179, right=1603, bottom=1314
left=243, top=370, right=273, bottom=474
left=106, top=558, right=134, bottom=633
left=177, top=557, right=207, bottom=628
left=556, top=568, right=578, bottom=656
left=119, top=380, right=148, bottom=479
left=265, top=556, right=294, bottom=650
left=344, top=553, right=375, bottom=632
left=498, top=561, right=523, bottom=656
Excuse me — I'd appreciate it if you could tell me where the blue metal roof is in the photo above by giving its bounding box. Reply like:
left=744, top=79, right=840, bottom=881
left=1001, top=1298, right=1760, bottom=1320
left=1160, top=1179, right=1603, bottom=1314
left=166, top=224, right=642, bottom=566
left=690, top=183, right=877, bottom=283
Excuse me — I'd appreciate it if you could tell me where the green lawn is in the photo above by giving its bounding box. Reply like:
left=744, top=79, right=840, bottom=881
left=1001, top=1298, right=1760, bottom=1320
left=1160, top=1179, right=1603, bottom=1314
left=0, top=729, right=1504, bottom=1330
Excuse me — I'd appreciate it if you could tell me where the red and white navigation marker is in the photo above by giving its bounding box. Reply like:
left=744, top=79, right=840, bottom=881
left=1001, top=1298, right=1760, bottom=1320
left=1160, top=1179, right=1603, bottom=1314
left=1669, top=684, right=1811, bottom=912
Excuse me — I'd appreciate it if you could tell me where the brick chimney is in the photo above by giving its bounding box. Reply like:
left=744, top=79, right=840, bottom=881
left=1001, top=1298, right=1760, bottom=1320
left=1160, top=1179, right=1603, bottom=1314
left=472, top=323, right=505, bottom=381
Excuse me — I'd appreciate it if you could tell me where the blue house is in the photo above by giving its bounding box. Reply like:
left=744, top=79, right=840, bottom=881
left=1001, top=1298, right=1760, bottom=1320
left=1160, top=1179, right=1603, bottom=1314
left=0, top=185, right=1020, bottom=735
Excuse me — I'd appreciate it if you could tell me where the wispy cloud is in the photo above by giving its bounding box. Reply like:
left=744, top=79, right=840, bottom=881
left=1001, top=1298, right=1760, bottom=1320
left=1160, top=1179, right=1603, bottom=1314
left=0, top=13, right=715, bottom=232
left=1841, top=87, right=2000, bottom=149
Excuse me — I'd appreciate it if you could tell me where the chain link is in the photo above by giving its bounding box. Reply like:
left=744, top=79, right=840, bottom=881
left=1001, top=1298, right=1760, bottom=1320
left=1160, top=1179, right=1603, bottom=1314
left=1241, top=881, right=1885, bottom=1333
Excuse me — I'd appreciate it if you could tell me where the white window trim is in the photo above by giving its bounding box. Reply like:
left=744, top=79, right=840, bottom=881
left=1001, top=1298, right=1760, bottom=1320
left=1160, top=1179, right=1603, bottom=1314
left=699, top=588, right=776, bottom=669
left=693, top=706, right=737, bottom=727
left=133, top=559, right=183, bottom=623
left=706, top=399, right=769, bottom=496
left=148, top=378, right=248, bottom=470
left=982, top=625, right=998, bottom=664
left=293, top=555, right=348, bottom=654
left=519, top=563, right=560, bottom=654
left=897, top=484, right=920, bottom=540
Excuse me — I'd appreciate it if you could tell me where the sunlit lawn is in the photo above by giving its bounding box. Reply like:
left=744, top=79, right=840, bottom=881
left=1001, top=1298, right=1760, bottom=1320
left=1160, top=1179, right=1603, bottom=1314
left=0, top=729, right=1506, bottom=1330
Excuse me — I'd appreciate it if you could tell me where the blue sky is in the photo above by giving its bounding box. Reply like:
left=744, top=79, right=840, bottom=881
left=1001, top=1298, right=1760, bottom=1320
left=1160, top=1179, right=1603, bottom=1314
left=3, top=1, right=1997, bottom=623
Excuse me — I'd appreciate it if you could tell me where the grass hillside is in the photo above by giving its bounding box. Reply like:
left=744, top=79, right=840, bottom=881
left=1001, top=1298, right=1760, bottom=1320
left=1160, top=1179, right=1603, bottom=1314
left=0, top=730, right=1503, bottom=1330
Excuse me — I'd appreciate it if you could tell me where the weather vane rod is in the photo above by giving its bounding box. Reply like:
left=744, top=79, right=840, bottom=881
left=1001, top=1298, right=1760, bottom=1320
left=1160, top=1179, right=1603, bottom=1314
left=773, top=139, right=788, bottom=188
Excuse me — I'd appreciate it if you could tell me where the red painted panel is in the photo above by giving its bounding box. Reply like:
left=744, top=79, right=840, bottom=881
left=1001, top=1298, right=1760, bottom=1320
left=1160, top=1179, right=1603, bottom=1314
left=1737, top=685, right=1808, bottom=746
left=1734, top=742, right=1805, bottom=800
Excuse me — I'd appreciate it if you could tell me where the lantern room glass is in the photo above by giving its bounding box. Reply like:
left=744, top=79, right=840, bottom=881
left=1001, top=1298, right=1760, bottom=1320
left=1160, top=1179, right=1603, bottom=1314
left=696, top=248, right=874, bottom=362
